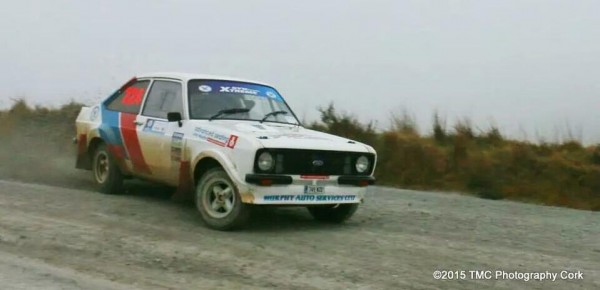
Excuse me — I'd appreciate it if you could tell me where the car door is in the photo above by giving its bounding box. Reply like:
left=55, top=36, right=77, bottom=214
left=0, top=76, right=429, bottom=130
left=136, top=79, right=184, bottom=185
left=103, top=79, right=152, bottom=175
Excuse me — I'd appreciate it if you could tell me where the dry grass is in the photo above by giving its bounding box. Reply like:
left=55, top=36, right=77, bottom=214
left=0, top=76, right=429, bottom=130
left=310, top=103, right=600, bottom=211
left=0, top=100, right=90, bottom=188
left=2, top=100, right=599, bottom=211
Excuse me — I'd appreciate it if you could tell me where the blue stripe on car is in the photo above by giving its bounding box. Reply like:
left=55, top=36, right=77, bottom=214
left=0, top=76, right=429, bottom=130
left=99, top=105, right=124, bottom=146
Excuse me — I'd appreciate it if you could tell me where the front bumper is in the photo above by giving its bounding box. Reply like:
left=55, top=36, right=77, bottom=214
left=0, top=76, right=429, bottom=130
left=240, top=174, right=374, bottom=205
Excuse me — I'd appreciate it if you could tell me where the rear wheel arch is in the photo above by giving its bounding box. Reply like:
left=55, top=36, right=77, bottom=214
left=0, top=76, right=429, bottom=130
left=77, top=137, right=104, bottom=170
left=87, top=138, right=128, bottom=175
left=87, top=137, right=104, bottom=159
left=91, top=142, right=124, bottom=194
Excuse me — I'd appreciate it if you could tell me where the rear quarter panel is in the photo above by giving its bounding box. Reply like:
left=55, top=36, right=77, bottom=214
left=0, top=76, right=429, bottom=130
left=75, top=105, right=102, bottom=169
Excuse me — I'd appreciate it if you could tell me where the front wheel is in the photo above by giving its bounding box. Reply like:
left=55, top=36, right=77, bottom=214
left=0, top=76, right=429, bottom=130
left=307, top=204, right=359, bottom=223
left=92, top=143, right=124, bottom=195
left=195, top=168, right=250, bottom=230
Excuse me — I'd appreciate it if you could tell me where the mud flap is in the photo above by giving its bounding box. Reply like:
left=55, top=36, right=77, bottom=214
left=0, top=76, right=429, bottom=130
left=75, top=134, right=92, bottom=170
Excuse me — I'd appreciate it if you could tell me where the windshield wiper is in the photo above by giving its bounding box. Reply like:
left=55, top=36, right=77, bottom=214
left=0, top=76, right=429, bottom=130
left=260, top=110, right=288, bottom=123
left=209, top=108, right=250, bottom=121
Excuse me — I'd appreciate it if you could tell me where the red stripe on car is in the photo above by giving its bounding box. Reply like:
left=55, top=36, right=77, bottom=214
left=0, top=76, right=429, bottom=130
left=107, top=144, right=131, bottom=174
left=207, top=138, right=226, bottom=147
left=119, top=113, right=151, bottom=174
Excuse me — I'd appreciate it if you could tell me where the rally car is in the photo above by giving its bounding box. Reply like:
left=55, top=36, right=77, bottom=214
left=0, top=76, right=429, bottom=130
left=75, top=73, right=377, bottom=230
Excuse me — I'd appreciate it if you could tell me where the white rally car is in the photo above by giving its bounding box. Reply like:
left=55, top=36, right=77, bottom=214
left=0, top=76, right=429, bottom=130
left=75, top=73, right=377, bottom=230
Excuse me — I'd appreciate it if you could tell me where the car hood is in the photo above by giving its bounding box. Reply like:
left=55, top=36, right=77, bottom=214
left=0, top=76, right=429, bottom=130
left=196, top=120, right=372, bottom=152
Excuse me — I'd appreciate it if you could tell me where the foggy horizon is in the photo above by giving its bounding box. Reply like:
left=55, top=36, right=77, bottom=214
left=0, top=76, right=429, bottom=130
left=1, top=0, right=598, bottom=144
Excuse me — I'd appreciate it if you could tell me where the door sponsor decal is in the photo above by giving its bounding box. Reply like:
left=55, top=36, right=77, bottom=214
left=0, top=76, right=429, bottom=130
left=193, top=128, right=239, bottom=149
left=143, top=119, right=168, bottom=135
left=171, top=133, right=184, bottom=161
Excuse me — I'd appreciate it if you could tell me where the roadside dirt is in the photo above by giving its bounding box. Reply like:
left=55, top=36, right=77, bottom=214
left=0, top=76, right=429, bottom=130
left=0, top=123, right=598, bottom=289
left=0, top=178, right=598, bottom=289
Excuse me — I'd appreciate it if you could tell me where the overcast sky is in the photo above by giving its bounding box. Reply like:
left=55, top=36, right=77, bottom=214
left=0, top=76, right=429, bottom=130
left=1, top=0, right=598, bottom=143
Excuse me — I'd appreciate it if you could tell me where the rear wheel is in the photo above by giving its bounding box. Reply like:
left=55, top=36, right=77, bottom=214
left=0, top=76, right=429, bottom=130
left=92, top=143, right=124, bottom=195
left=307, top=204, right=359, bottom=223
left=195, top=168, right=250, bottom=230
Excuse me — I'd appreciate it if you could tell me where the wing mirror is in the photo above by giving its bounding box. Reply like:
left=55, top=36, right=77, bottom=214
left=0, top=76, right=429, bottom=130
left=167, top=112, right=183, bottom=127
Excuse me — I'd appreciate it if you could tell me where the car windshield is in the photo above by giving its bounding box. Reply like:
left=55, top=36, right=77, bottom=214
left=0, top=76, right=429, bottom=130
left=188, top=80, right=299, bottom=125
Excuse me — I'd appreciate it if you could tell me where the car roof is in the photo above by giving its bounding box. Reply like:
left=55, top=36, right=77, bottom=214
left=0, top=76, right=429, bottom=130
left=136, top=72, right=272, bottom=87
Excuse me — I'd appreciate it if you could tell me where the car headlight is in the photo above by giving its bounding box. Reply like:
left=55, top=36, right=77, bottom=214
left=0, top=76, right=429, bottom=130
left=355, top=155, right=370, bottom=173
left=257, top=152, right=274, bottom=171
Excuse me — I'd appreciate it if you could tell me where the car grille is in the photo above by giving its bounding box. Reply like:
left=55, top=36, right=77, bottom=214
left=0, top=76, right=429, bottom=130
left=254, top=149, right=375, bottom=176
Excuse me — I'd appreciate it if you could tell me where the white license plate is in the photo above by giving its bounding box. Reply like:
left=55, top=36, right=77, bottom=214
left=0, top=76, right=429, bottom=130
left=304, top=185, right=325, bottom=194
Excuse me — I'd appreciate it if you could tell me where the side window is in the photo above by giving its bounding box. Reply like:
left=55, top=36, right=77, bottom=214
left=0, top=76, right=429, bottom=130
left=142, top=80, right=183, bottom=119
left=106, top=80, right=150, bottom=114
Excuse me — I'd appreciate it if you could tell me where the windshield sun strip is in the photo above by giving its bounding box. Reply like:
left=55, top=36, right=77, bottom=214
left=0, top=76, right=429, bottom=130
left=186, top=79, right=302, bottom=126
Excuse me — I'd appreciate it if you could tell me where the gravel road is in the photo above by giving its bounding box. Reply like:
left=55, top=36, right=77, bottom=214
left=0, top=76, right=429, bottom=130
left=0, top=178, right=598, bottom=289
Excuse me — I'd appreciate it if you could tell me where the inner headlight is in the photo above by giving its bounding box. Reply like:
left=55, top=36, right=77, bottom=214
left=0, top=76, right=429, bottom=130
left=257, top=152, right=274, bottom=171
left=355, top=155, right=370, bottom=173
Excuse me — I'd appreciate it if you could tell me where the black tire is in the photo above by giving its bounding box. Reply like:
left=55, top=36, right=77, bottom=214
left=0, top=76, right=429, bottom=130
left=92, top=143, right=124, bottom=195
left=307, top=204, right=359, bottom=223
left=195, top=168, right=250, bottom=230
